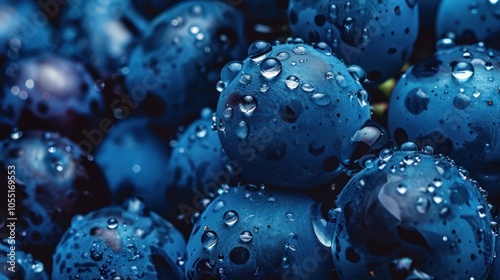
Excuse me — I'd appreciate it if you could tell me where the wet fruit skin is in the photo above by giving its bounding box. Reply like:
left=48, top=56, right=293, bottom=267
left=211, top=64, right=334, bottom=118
left=59, top=0, right=147, bottom=78
left=185, top=185, right=334, bottom=279
left=0, top=52, right=106, bottom=142
left=331, top=145, right=495, bottom=279
left=436, top=0, right=500, bottom=49
left=94, top=117, right=172, bottom=217
left=0, top=130, right=110, bottom=266
left=0, top=0, right=55, bottom=63
left=215, top=39, right=371, bottom=189
left=288, top=0, right=419, bottom=86
left=164, top=109, right=238, bottom=224
left=388, top=43, right=500, bottom=198
left=125, top=1, right=247, bottom=128
left=52, top=197, right=187, bottom=280
left=0, top=240, right=49, bottom=280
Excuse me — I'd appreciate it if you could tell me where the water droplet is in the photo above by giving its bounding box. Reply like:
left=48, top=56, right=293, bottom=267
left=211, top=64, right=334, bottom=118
left=239, top=231, right=253, bottom=243
left=485, top=61, right=494, bottom=71
left=286, top=76, right=300, bottom=90
left=122, top=197, right=148, bottom=215
left=491, top=221, right=499, bottom=236
left=213, top=200, right=226, bottom=212
left=236, top=121, right=249, bottom=139
left=397, top=184, right=407, bottom=195
left=325, top=71, right=334, bottom=80
left=216, top=81, right=225, bottom=92
left=405, top=88, right=430, bottom=115
left=248, top=41, right=272, bottom=62
left=260, top=83, right=269, bottom=93
left=329, top=4, right=338, bottom=22
left=433, top=196, right=444, bottom=204
left=10, top=128, right=23, bottom=140
left=400, top=142, right=418, bottom=151
left=239, top=73, right=252, bottom=85
left=223, top=210, right=239, bottom=226
left=223, top=107, right=233, bottom=120
left=281, top=257, right=290, bottom=268
left=107, top=218, right=118, bottom=229
left=47, top=142, right=56, bottom=153
left=453, top=93, right=471, bottom=109
left=301, top=83, right=315, bottom=92
left=357, top=89, right=369, bottom=106
left=415, top=196, right=429, bottom=214
left=195, top=125, right=208, bottom=138
left=452, top=62, right=474, bottom=81
left=313, top=42, right=332, bottom=55
left=477, top=205, right=487, bottom=218
left=310, top=93, right=331, bottom=106
left=221, top=62, right=243, bottom=84
left=285, top=212, right=295, bottom=222
left=94, top=80, right=105, bottom=91
left=201, top=230, right=218, bottom=250
left=347, top=65, right=366, bottom=83
left=53, top=161, right=64, bottom=172
left=239, top=96, right=257, bottom=116
left=335, top=74, right=348, bottom=88
left=471, top=89, right=481, bottom=98
left=309, top=203, right=334, bottom=247
left=276, top=51, right=290, bottom=61
left=292, top=45, right=308, bottom=55
left=379, top=149, right=393, bottom=161
left=436, top=38, right=455, bottom=50
left=260, top=58, right=282, bottom=79
left=342, top=17, right=356, bottom=45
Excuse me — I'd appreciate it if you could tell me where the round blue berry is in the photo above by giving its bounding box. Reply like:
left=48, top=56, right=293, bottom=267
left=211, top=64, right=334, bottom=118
left=52, top=197, right=186, bottom=279
left=125, top=1, right=247, bottom=127
left=388, top=43, right=500, bottom=197
left=331, top=146, right=495, bottom=279
left=0, top=52, right=106, bottom=142
left=185, top=185, right=334, bottom=279
left=215, top=39, right=371, bottom=189
left=288, top=0, right=419, bottom=86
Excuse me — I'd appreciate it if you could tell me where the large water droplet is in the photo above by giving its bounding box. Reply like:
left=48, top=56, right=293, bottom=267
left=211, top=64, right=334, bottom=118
left=236, top=121, right=249, bottom=139
left=276, top=51, right=290, bottom=61
left=10, top=128, right=23, bottom=140
left=301, top=83, right=315, bottom=92
left=239, top=96, right=257, bottom=116
left=452, top=62, right=474, bottom=81
left=342, top=17, right=356, bottom=45
left=286, top=76, right=300, bottom=90
left=347, top=65, right=366, bottom=83
left=239, top=73, right=252, bottom=85
left=309, top=203, right=334, bottom=247
left=415, top=196, right=429, bottom=214
left=248, top=41, right=272, bottom=62
left=260, top=83, right=270, bottom=93
left=436, top=38, right=456, bottom=50
left=239, top=231, right=253, bottom=243
left=260, top=58, right=282, bottom=79
left=223, top=107, right=233, bottom=120
left=201, top=230, right=218, bottom=250
left=313, top=42, right=332, bottom=55
left=335, top=74, right=348, bottom=88
left=453, top=93, right=471, bottom=109
left=223, top=210, right=239, bottom=226
left=107, top=218, right=118, bottom=229
left=329, top=4, right=338, bottom=22
left=405, top=88, right=430, bottom=115
left=357, top=89, right=369, bottom=106
left=221, top=61, right=243, bottom=84
left=292, top=45, right=308, bottom=55
left=310, top=93, right=331, bottom=106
